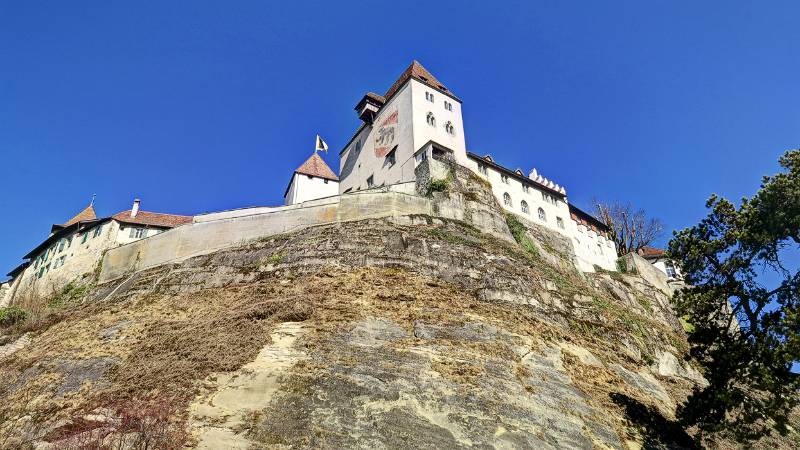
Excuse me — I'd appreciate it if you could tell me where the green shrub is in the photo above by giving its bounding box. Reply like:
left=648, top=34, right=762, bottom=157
left=48, top=281, right=91, bottom=309
left=426, top=170, right=455, bottom=196
left=505, top=213, right=539, bottom=259
left=616, top=258, right=628, bottom=273
left=0, top=305, right=27, bottom=327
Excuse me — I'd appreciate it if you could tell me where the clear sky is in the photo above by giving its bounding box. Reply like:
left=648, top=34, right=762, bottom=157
left=1, top=1, right=798, bottom=276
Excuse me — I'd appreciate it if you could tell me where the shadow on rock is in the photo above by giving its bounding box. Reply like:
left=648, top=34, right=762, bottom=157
left=610, top=392, right=698, bottom=450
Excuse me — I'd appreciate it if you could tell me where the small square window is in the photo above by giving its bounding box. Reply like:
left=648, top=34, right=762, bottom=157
left=324, top=179, right=329, bottom=184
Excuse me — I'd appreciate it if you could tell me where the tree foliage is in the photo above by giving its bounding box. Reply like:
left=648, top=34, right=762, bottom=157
left=668, top=149, right=800, bottom=442
left=593, top=201, right=664, bottom=254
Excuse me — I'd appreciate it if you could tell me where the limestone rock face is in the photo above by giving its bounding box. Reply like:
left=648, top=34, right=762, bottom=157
left=1, top=178, right=796, bottom=449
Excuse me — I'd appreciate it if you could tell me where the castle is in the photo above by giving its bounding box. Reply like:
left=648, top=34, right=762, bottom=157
left=2, top=61, right=621, bottom=306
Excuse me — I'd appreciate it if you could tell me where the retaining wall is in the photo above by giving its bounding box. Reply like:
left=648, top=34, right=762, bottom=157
left=99, top=185, right=490, bottom=283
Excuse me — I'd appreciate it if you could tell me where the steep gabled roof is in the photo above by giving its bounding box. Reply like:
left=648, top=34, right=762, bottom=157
left=112, top=210, right=193, bottom=228
left=384, top=60, right=459, bottom=103
left=294, top=153, right=339, bottom=181
left=638, top=247, right=666, bottom=259
left=63, top=205, right=97, bottom=227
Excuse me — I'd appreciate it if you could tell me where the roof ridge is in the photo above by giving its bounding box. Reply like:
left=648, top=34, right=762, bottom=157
left=294, top=152, right=339, bottom=181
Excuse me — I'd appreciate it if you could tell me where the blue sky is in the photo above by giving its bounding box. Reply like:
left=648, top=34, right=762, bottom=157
left=1, top=1, right=798, bottom=275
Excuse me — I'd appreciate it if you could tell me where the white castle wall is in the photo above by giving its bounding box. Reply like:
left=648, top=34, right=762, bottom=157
left=410, top=81, right=468, bottom=166
left=339, top=83, right=416, bottom=193
left=285, top=173, right=339, bottom=205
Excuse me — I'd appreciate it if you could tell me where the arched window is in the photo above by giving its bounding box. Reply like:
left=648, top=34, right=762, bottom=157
left=503, top=192, right=512, bottom=206
left=538, top=207, right=546, bottom=221
left=445, top=121, right=455, bottom=135
left=521, top=200, right=529, bottom=214
left=426, top=112, right=436, bottom=126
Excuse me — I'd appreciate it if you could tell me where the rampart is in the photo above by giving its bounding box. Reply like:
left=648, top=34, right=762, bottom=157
left=98, top=175, right=512, bottom=283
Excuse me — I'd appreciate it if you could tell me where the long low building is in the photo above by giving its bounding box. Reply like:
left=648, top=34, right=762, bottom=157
left=1, top=199, right=191, bottom=306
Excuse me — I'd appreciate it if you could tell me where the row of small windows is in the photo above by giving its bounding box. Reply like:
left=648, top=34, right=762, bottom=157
left=502, top=193, right=565, bottom=229
left=426, top=112, right=456, bottom=136
left=425, top=91, right=454, bottom=113
left=483, top=164, right=562, bottom=206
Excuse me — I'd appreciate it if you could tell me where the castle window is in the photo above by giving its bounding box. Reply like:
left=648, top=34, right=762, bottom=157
left=665, top=261, right=678, bottom=278
left=478, top=163, right=488, bottom=175
left=324, top=179, right=329, bottom=184
left=81, top=232, right=89, bottom=244
left=501, top=174, right=509, bottom=184
left=129, top=227, right=146, bottom=239
left=426, top=112, right=436, bottom=127
left=444, top=121, right=455, bottom=135
left=521, top=200, right=529, bottom=214
left=444, top=100, right=453, bottom=111
left=522, top=184, right=529, bottom=193
left=93, top=224, right=103, bottom=238
left=557, top=217, right=565, bottom=229
left=503, top=193, right=512, bottom=206
left=386, top=147, right=397, bottom=166
left=425, top=92, right=434, bottom=102
left=58, top=239, right=66, bottom=252
left=367, top=175, right=374, bottom=188
left=538, top=208, right=547, bottom=222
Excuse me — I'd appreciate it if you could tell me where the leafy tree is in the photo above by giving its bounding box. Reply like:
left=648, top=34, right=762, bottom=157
left=593, top=201, right=664, bottom=254
left=668, top=149, right=800, bottom=442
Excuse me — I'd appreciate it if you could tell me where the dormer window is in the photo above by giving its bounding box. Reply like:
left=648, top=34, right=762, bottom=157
left=444, top=121, right=455, bottom=135
left=426, top=112, right=436, bottom=127
left=425, top=92, right=434, bottom=102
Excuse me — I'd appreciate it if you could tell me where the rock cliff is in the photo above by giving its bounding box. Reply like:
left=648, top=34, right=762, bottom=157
left=0, top=166, right=797, bottom=449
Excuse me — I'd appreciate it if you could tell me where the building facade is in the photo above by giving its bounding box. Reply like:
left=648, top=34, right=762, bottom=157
left=284, top=153, right=340, bottom=205
left=638, top=247, right=683, bottom=280
left=338, top=61, right=619, bottom=271
left=338, top=61, right=468, bottom=194
left=3, top=199, right=191, bottom=304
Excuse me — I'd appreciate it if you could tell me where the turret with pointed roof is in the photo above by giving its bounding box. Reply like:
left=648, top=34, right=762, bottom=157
left=62, top=204, right=97, bottom=227
left=284, top=152, right=340, bottom=205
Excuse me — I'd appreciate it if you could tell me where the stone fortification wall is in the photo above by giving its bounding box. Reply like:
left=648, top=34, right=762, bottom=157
left=99, top=176, right=511, bottom=283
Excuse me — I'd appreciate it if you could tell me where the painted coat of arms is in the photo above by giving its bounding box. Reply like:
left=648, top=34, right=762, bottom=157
left=374, top=109, right=398, bottom=157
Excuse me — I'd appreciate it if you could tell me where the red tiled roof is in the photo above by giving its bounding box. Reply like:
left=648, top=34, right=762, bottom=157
left=384, top=60, right=458, bottom=103
left=295, top=153, right=339, bottom=181
left=638, top=247, right=666, bottom=258
left=63, top=205, right=97, bottom=227
left=112, top=210, right=192, bottom=228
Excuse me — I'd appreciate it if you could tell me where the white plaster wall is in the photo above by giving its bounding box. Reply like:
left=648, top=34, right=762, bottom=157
left=465, top=157, right=571, bottom=237
left=115, top=223, right=165, bottom=245
left=410, top=80, right=468, bottom=166
left=464, top=156, right=618, bottom=272
left=570, top=221, right=618, bottom=272
left=285, top=173, right=339, bottom=205
left=650, top=258, right=682, bottom=279
left=339, top=83, right=416, bottom=193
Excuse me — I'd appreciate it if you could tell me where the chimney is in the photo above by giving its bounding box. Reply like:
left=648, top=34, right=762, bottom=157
left=131, top=198, right=141, bottom=218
